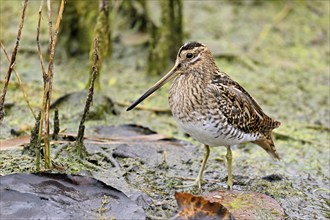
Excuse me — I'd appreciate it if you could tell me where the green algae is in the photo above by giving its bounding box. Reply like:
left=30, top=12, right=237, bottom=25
left=0, top=1, right=329, bottom=219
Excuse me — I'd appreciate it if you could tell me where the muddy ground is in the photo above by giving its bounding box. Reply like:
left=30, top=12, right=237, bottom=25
left=0, top=1, right=329, bottom=219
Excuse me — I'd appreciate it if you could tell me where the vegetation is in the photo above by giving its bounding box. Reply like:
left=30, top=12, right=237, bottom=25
left=0, top=1, right=329, bottom=219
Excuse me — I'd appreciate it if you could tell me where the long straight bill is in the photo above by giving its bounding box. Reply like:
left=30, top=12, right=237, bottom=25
left=126, top=64, right=180, bottom=111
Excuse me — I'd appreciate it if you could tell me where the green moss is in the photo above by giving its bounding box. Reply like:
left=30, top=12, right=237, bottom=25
left=0, top=1, right=329, bottom=219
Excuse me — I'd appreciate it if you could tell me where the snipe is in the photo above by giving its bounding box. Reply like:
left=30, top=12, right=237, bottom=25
left=127, top=41, right=281, bottom=190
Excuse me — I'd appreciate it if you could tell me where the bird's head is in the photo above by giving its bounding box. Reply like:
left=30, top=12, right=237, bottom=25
left=176, top=41, right=213, bottom=70
left=127, top=41, right=213, bottom=111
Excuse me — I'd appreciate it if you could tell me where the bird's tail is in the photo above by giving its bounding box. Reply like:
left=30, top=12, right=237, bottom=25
left=253, top=132, right=280, bottom=160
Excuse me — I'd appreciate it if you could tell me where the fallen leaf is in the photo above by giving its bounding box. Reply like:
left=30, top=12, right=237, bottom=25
left=173, top=192, right=234, bottom=220
left=0, top=136, right=30, bottom=150
left=0, top=124, right=175, bottom=151
left=173, top=190, right=285, bottom=220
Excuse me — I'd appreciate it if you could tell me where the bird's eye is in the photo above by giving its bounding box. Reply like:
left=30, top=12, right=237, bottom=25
left=186, top=53, right=193, bottom=59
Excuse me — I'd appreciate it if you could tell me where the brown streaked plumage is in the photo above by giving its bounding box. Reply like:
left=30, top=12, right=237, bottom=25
left=127, top=41, right=281, bottom=190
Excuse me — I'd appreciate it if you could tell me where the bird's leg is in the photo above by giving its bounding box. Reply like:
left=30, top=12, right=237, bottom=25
left=175, top=145, right=210, bottom=191
left=194, top=144, right=210, bottom=189
left=226, top=145, right=233, bottom=190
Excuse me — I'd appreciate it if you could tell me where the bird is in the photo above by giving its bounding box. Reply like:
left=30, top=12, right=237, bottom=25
left=127, top=41, right=281, bottom=190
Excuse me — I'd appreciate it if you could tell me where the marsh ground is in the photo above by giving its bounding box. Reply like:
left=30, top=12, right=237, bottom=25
left=0, top=1, right=329, bottom=219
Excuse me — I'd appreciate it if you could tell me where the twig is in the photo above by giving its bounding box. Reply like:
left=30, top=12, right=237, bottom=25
left=36, top=0, right=47, bottom=171
left=0, top=0, right=29, bottom=121
left=0, top=42, right=36, bottom=119
left=44, top=0, right=65, bottom=168
left=36, top=0, right=47, bottom=81
left=248, top=3, right=292, bottom=53
left=37, top=0, right=65, bottom=170
left=37, top=0, right=51, bottom=170
left=76, top=38, right=99, bottom=158
left=47, top=0, right=53, bottom=55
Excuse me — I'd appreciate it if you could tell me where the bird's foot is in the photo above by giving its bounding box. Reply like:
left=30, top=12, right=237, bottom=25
left=227, top=178, right=233, bottom=190
left=174, top=178, right=205, bottom=192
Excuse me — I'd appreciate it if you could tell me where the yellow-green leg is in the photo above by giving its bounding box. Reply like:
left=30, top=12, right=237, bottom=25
left=194, top=144, right=210, bottom=189
left=226, top=145, right=233, bottom=190
left=175, top=145, right=210, bottom=191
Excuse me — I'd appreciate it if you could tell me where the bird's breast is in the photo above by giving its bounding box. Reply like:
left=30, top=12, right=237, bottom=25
left=169, top=74, right=206, bottom=123
left=168, top=74, right=260, bottom=146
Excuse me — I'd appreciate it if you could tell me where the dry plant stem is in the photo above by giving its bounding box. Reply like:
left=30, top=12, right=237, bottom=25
left=43, top=102, right=51, bottom=169
left=43, top=0, right=53, bottom=170
left=37, top=0, right=65, bottom=170
left=36, top=0, right=49, bottom=171
left=37, top=0, right=47, bottom=81
left=76, top=38, right=99, bottom=158
left=0, top=0, right=28, bottom=122
left=44, top=0, right=65, bottom=168
left=36, top=0, right=48, bottom=171
left=0, top=42, right=36, bottom=119
left=47, top=0, right=53, bottom=53
left=36, top=0, right=51, bottom=171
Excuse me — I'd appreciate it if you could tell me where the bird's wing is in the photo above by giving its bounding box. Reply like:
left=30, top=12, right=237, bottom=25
left=208, top=73, right=280, bottom=134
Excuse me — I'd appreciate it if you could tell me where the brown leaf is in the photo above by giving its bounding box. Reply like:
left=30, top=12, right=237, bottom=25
left=0, top=136, right=30, bottom=150
left=59, top=132, right=168, bottom=142
left=0, top=127, right=176, bottom=151
left=173, top=192, right=234, bottom=220
left=173, top=191, right=285, bottom=220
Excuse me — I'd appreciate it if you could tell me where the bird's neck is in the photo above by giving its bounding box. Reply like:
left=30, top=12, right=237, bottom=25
left=169, top=67, right=214, bottom=121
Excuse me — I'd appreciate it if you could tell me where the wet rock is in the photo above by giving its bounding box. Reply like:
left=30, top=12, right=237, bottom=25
left=0, top=173, right=146, bottom=220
